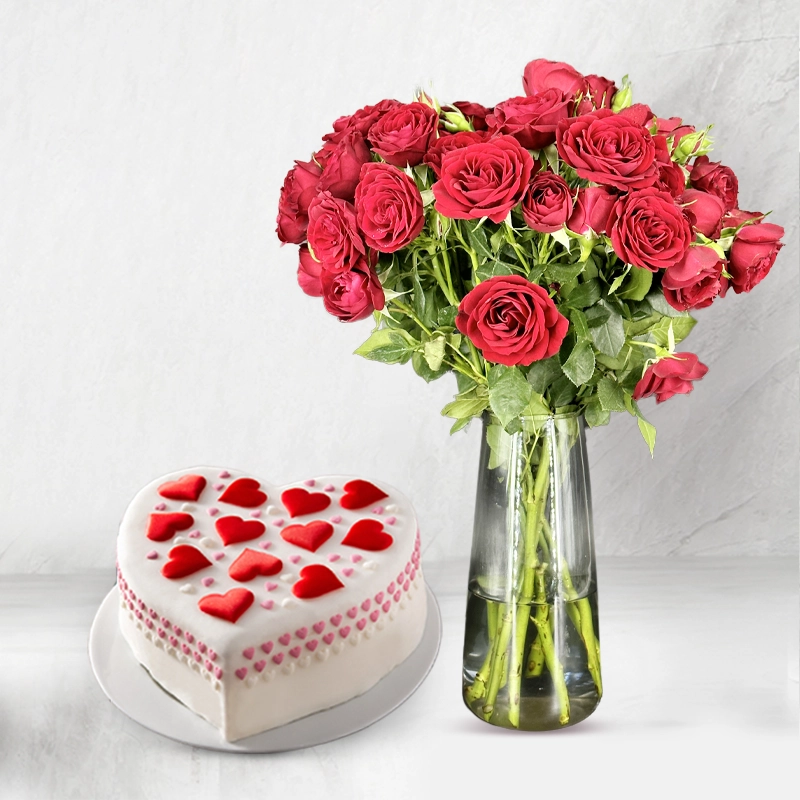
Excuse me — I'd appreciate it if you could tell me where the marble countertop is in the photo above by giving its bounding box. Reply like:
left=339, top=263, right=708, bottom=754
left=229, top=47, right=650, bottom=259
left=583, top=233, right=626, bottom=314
left=1, top=557, right=797, bottom=799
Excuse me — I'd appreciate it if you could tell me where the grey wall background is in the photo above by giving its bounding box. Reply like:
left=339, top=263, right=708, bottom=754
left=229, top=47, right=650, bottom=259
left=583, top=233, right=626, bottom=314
left=0, top=0, right=797, bottom=574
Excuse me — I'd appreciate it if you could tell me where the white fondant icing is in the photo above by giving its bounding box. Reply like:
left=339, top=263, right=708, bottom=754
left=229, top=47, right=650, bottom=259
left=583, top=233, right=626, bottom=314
left=117, top=468, right=427, bottom=741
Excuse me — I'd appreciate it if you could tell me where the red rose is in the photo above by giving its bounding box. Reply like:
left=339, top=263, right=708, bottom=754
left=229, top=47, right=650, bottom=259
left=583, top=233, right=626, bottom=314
left=306, top=192, right=365, bottom=272
left=608, top=188, right=692, bottom=272
left=661, top=246, right=728, bottom=311
left=276, top=158, right=322, bottom=244
left=728, top=222, right=784, bottom=294
left=317, top=131, right=371, bottom=201
left=432, top=135, right=534, bottom=223
left=297, top=245, right=323, bottom=297
left=679, top=189, right=725, bottom=238
left=689, top=156, right=738, bottom=211
left=521, top=171, right=573, bottom=233
left=523, top=58, right=585, bottom=96
left=367, top=102, right=439, bottom=168
left=577, top=74, right=617, bottom=114
left=423, top=130, right=489, bottom=176
left=633, top=353, right=708, bottom=404
left=452, top=101, right=491, bottom=131
left=566, top=186, right=617, bottom=235
left=322, top=99, right=401, bottom=145
left=654, top=116, right=695, bottom=142
left=557, top=109, right=658, bottom=191
left=722, top=208, right=763, bottom=229
left=456, top=275, right=569, bottom=367
left=355, top=163, right=424, bottom=253
left=487, top=91, right=573, bottom=149
left=321, top=261, right=385, bottom=322
left=617, top=103, right=654, bottom=127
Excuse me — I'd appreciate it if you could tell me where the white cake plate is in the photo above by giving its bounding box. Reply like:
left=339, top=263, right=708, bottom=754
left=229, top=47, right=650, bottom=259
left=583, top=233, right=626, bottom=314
left=88, top=584, right=442, bottom=752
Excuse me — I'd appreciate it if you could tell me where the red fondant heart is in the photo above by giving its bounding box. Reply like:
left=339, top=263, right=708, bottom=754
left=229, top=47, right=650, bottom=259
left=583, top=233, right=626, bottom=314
left=280, top=520, right=333, bottom=552
left=281, top=487, right=332, bottom=518
left=292, top=564, right=345, bottom=599
left=147, top=513, right=194, bottom=542
left=215, top=516, right=266, bottom=546
left=228, top=548, right=283, bottom=582
left=161, top=544, right=213, bottom=579
left=198, top=589, right=254, bottom=623
left=218, top=478, right=267, bottom=508
left=341, top=519, right=394, bottom=551
left=158, top=474, right=207, bottom=502
left=339, top=479, right=389, bottom=510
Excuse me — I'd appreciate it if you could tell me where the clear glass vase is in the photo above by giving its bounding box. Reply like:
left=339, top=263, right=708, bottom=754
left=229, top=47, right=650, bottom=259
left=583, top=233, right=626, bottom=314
left=462, top=411, right=602, bottom=730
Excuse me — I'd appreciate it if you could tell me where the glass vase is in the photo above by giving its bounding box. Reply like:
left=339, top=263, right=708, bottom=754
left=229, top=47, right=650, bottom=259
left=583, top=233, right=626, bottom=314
left=462, top=412, right=602, bottom=730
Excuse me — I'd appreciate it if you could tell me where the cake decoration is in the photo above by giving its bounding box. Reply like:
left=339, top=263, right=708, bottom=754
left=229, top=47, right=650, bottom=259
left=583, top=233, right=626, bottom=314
left=116, top=467, right=427, bottom=740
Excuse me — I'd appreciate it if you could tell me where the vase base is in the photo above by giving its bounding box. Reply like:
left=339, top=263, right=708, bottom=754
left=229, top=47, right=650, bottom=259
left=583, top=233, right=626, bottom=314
left=462, top=689, right=601, bottom=731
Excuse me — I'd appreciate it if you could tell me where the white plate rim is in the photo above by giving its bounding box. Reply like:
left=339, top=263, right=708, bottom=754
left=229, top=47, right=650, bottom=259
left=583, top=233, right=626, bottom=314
left=88, top=583, right=442, bottom=752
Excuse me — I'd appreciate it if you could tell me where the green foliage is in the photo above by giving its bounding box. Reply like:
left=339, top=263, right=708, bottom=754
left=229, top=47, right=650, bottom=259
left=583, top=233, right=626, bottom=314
left=354, top=328, right=417, bottom=365
left=487, top=365, right=534, bottom=431
left=562, top=341, right=596, bottom=387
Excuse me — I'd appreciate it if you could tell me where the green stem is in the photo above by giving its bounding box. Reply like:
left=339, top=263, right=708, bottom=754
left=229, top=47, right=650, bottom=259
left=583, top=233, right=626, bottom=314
left=464, top=601, right=499, bottom=704
left=560, top=563, right=603, bottom=697
left=480, top=603, right=514, bottom=720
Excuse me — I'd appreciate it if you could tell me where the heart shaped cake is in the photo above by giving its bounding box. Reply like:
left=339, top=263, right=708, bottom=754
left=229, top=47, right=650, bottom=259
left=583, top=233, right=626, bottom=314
left=116, top=468, right=426, bottom=741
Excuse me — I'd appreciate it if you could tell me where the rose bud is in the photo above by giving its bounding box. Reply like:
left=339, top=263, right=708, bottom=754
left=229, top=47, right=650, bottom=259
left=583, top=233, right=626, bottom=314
left=521, top=171, right=574, bottom=233
left=452, top=101, right=491, bottom=131
left=523, top=58, right=585, bottom=96
left=680, top=189, right=725, bottom=238
left=367, top=102, right=439, bottom=168
left=321, top=260, right=385, bottom=322
left=633, top=353, right=709, bottom=404
left=567, top=186, right=617, bottom=235
left=297, top=245, right=323, bottom=297
left=689, top=156, right=738, bottom=211
left=276, top=158, right=322, bottom=244
left=355, top=163, right=425, bottom=253
left=728, top=222, right=785, bottom=293
left=317, top=131, right=371, bottom=201
left=456, top=275, right=569, bottom=367
left=661, top=246, right=728, bottom=311
left=576, top=74, right=617, bottom=114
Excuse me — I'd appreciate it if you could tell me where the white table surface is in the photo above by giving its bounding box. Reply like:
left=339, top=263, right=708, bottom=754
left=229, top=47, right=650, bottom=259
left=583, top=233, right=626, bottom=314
left=1, top=557, right=797, bottom=799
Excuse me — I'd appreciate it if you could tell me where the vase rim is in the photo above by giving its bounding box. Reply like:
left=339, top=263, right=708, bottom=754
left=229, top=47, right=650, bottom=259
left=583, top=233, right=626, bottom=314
left=483, top=410, right=583, bottom=423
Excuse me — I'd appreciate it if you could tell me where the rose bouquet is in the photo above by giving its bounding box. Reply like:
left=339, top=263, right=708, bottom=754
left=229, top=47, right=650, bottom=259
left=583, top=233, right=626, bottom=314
left=276, top=57, right=785, bottom=730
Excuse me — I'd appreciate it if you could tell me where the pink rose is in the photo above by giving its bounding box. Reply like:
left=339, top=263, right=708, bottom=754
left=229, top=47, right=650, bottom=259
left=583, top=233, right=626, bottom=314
left=306, top=192, right=365, bottom=273
left=367, top=102, right=439, bottom=168
left=423, top=130, right=489, bottom=176
left=633, top=353, right=709, bottom=404
left=661, top=246, right=728, bottom=311
left=523, top=58, right=585, bottom=96
left=321, top=262, right=385, bottom=322
left=689, top=156, right=738, bottom=211
left=322, top=99, right=401, bottom=145
left=317, top=131, right=371, bottom=201
left=679, top=189, right=725, bottom=238
left=451, top=101, right=492, bottom=131
left=456, top=275, right=568, bottom=367
left=432, top=135, right=534, bottom=223
left=567, top=186, right=617, bottom=235
left=608, top=188, right=692, bottom=272
left=521, top=171, right=574, bottom=233
left=557, top=109, right=659, bottom=191
left=728, top=222, right=785, bottom=294
left=486, top=91, right=573, bottom=149
left=276, top=158, right=322, bottom=244
left=297, top=245, right=323, bottom=297
left=355, top=163, right=424, bottom=253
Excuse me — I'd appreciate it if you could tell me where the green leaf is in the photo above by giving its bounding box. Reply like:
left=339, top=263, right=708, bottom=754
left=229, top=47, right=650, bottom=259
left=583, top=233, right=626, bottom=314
left=441, top=392, right=489, bottom=422
left=584, top=399, right=611, bottom=428
left=570, top=308, right=591, bottom=342
left=489, top=228, right=506, bottom=253
left=475, top=259, right=515, bottom=282
left=585, top=303, right=625, bottom=358
left=646, top=289, right=684, bottom=318
left=548, top=375, right=577, bottom=407
left=648, top=316, right=697, bottom=347
left=466, top=223, right=492, bottom=263
left=486, top=423, right=511, bottom=470
left=449, top=417, right=472, bottom=434
left=597, top=376, right=627, bottom=412
left=423, top=335, right=447, bottom=371
left=546, top=262, right=586, bottom=286
left=637, top=416, right=657, bottom=457
left=565, top=279, right=601, bottom=309
left=412, top=351, right=448, bottom=382
left=543, top=143, right=559, bottom=173
left=618, top=266, right=653, bottom=301
left=437, top=306, right=457, bottom=328
left=607, top=264, right=632, bottom=295
left=354, top=328, right=417, bottom=365
left=487, top=366, right=533, bottom=430
left=526, top=356, right=564, bottom=394
left=561, top=341, right=595, bottom=387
